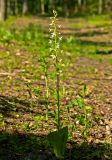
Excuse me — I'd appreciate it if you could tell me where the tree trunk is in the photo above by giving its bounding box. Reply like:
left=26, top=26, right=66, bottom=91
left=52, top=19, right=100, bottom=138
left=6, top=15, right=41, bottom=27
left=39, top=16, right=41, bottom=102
left=6, top=0, right=11, bottom=17
left=64, top=0, right=69, bottom=17
left=77, top=0, right=82, bottom=12
left=0, top=0, right=5, bottom=21
left=41, top=0, right=45, bottom=14
left=82, top=0, right=87, bottom=12
left=15, top=0, right=18, bottom=15
left=98, top=0, right=103, bottom=14
left=49, top=0, right=55, bottom=10
left=22, top=0, right=28, bottom=15
left=78, top=0, right=82, bottom=6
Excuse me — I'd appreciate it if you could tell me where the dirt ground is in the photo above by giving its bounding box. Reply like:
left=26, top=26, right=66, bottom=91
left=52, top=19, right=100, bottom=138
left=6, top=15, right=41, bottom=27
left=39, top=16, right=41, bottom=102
left=0, top=16, right=112, bottom=159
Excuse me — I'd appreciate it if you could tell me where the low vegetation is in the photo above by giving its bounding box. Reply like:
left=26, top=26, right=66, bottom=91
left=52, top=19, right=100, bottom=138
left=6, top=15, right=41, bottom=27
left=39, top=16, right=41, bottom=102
left=0, top=12, right=112, bottom=160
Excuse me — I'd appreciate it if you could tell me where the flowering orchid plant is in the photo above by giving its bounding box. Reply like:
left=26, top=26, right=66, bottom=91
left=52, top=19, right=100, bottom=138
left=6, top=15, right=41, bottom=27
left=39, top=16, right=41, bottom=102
left=48, top=10, right=68, bottom=159
left=48, top=10, right=64, bottom=130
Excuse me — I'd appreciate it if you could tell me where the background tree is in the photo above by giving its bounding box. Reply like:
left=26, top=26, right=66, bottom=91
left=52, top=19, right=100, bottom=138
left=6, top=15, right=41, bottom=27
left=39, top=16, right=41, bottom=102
left=22, top=0, right=28, bottom=15
left=0, top=0, right=6, bottom=21
left=0, top=0, right=112, bottom=21
left=6, top=0, right=11, bottom=17
left=98, top=0, right=103, bottom=14
left=40, top=0, right=45, bottom=14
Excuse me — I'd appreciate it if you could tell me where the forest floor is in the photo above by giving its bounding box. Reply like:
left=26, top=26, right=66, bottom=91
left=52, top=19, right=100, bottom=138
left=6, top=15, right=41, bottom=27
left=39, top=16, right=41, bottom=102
left=0, top=15, right=112, bottom=160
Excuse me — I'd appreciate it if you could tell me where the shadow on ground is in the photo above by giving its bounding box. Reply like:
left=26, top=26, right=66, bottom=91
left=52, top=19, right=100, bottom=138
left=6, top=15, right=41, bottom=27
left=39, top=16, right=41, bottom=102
left=0, top=95, right=32, bottom=118
left=0, top=131, right=111, bottom=160
left=78, top=40, right=112, bottom=47
left=0, top=95, right=49, bottom=117
left=0, top=95, right=112, bottom=160
left=0, top=131, right=51, bottom=160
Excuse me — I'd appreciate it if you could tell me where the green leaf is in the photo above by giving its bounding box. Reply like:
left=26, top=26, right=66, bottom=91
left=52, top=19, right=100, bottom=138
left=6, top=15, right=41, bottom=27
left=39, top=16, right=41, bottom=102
left=49, top=111, right=56, bottom=118
left=75, top=97, right=84, bottom=108
left=33, top=87, right=41, bottom=95
left=80, top=85, right=89, bottom=97
left=0, top=132, right=8, bottom=142
left=85, top=106, right=93, bottom=112
left=76, top=114, right=85, bottom=125
left=48, top=126, right=68, bottom=158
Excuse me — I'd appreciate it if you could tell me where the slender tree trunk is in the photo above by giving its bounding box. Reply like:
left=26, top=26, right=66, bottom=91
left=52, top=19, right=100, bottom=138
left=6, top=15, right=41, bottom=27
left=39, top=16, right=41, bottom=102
left=82, top=0, right=87, bottom=12
left=0, top=0, right=5, bottom=21
left=41, top=0, right=45, bottom=14
left=15, top=0, right=18, bottom=15
left=64, top=0, right=69, bottom=17
left=77, top=0, right=82, bottom=12
left=98, top=0, right=103, bottom=14
left=6, top=0, right=11, bottom=17
left=49, top=0, right=55, bottom=10
left=78, top=0, right=82, bottom=6
left=22, top=0, right=28, bottom=15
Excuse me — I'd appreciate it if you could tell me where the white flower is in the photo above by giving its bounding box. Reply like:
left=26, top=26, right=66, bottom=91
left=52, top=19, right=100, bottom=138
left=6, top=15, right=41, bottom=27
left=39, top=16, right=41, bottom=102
left=49, top=23, right=53, bottom=26
left=56, top=44, right=59, bottom=49
left=51, top=54, right=56, bottom=59
left=61, top=63, right=65, bottom=67
left=58, top=25, right=61, bottom=28
left=50, top=48, right=53, bottom=52
left=59, top=70, right=62, bottom=73
left=76, top=120, right=79, bottom=124
left=59, top=59, right=62, bottom=62
left=49, top=28, right=52, bottom=32
left=51, top=32, right=56, bottom=38
left=59, top=36, right=62, bottom=41
left=49, top=40, right=52, bottom=44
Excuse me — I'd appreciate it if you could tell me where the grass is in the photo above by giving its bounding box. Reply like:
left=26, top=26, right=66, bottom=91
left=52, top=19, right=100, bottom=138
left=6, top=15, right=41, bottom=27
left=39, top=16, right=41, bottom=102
left=0, top=14, right=112, bottom=159
left=71, top=14, right=112, bottom=28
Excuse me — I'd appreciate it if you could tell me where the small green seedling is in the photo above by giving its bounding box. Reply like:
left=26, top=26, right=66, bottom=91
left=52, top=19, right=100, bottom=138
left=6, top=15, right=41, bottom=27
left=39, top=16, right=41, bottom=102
left=26, top=82, right=34, bottom=108
left=33, top=86, right=41, bottom=97
left=33, top=114, right=44, bottom=129
left=38, top=55, right=49, bottom=120
left=74, top=85, right=93, bottom=141
left=0, top=114, right=5, bottom=127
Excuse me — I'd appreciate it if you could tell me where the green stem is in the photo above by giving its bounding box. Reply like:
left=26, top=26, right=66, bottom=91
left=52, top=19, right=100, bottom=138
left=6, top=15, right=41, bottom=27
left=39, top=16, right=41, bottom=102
left=84, top=108, right=87, bottom=141
left=55, top=26, right=60, bottom=131
left=27, top=84, right=33, bottom=108
left=45, top=69, right=49, bottom=121
left=52, top=10, right=61, bottom=131
left=56, top=67, right=60, bottom=131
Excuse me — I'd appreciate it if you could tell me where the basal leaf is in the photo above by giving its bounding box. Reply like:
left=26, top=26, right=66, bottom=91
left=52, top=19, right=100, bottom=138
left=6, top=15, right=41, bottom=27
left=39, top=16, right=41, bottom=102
left=48, top=126, right=68, bottom=158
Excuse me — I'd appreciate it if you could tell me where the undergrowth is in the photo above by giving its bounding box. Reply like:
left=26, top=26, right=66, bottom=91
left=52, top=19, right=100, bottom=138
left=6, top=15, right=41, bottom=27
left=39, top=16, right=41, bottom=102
left=0, top=12, right=112, bottom=160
